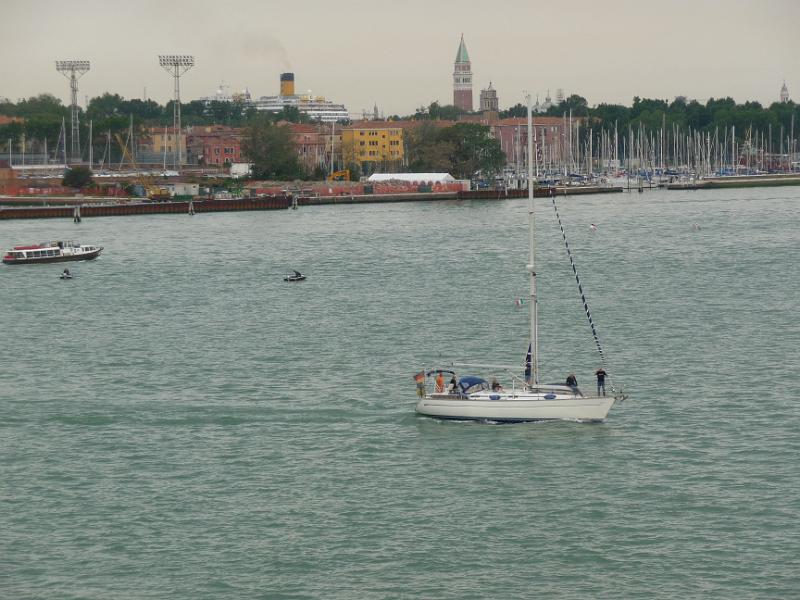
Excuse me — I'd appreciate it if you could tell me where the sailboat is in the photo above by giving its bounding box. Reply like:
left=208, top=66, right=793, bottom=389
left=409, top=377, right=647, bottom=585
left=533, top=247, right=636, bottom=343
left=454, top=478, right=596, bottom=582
left=415, top=96, right=619, bottom=423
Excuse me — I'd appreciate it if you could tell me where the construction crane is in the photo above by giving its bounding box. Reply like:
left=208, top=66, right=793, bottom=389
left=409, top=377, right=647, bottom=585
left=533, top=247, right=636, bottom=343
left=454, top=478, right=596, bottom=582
left=114, top=131, right=169, bottom=201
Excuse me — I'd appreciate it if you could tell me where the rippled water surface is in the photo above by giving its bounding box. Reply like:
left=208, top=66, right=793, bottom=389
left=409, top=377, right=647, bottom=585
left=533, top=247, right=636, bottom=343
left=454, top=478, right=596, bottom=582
left=2, top=188, right=799, bottom=599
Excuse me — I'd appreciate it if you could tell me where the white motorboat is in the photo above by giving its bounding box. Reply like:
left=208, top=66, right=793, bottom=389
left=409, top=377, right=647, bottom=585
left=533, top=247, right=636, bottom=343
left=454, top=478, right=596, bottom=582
left=415, top=96, right=624, bottom=423
left=3, top=240, right=102, bottom=265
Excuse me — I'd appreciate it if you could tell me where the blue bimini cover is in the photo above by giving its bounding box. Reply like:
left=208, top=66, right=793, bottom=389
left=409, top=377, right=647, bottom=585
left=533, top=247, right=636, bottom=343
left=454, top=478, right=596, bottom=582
left=458, top=376, right=487, bottom=393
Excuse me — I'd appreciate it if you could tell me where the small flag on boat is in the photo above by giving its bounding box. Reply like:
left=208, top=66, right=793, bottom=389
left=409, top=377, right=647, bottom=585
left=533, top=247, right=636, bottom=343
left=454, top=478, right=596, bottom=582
left=413, top=370, right=425, bottom=384
left=514, top=297, right=524, bottom=307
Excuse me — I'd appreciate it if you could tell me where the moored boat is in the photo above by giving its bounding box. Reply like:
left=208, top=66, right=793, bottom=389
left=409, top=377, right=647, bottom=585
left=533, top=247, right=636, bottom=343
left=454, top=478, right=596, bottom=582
left=3, top=241, right=103, bottom=265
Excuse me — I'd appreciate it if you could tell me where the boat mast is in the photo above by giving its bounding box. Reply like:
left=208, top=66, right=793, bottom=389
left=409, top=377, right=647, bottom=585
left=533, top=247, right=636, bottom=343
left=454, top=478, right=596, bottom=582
left=526, top=94, right=540, bottom=385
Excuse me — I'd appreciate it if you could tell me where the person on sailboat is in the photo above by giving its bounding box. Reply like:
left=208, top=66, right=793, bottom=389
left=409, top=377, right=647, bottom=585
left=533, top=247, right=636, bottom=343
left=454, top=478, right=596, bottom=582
left=447, top=376, right=458, bottom=394
left=491, top=378, right=503, bottom=392
left=435, top=372, right=445, bottom=393
left=595, top=368, right=607, bottom=396
left=566, top=373, right=581, bottom=395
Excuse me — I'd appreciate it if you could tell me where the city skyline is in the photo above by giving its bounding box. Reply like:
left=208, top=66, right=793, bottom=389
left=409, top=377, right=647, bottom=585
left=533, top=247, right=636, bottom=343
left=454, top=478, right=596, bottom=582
left=0, top=0, right=798, bottom=116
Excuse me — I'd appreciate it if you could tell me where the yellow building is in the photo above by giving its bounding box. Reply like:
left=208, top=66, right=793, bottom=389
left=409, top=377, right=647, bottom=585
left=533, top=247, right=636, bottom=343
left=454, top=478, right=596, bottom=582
left=340, top=121, right=404, bottom=171
left=141, top=127, right=187, bottom=164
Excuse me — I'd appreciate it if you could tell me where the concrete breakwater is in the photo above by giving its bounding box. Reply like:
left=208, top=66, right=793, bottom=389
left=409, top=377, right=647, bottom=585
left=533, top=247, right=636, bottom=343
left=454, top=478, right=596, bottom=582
left=0, top=186, right=623, bottom=219
left=667, top=174, right=800, bottom=190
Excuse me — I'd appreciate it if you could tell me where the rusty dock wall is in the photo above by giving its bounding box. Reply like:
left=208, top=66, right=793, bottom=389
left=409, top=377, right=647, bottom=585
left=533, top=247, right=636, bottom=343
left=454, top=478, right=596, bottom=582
left=0, top=196, right=291, bottom=220
left=0, top=186, right=623, bottom=220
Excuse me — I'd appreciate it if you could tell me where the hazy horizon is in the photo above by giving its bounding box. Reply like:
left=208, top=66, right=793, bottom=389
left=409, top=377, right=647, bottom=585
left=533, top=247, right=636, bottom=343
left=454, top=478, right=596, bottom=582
left=0, top=0, right=797, bottom=116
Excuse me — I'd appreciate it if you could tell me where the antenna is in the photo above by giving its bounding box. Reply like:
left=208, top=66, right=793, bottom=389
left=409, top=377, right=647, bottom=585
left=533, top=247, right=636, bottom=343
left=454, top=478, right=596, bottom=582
left=158, top=54, right=195, bottom=170
left=55, top=60, right=90, bottom=163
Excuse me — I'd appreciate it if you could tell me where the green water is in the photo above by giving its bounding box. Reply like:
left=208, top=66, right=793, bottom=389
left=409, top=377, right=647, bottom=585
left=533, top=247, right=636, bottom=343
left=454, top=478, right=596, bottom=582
left=2, top=188, right=798, bottom=599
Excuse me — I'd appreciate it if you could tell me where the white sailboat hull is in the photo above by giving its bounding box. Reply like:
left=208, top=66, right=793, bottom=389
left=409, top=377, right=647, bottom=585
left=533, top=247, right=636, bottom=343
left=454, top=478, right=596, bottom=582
left=416, top=390, right=615, bottom=423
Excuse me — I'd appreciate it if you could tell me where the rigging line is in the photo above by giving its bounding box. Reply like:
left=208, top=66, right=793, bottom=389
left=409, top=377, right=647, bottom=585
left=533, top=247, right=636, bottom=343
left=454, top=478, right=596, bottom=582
left=549, top=196, right=619, bottom=393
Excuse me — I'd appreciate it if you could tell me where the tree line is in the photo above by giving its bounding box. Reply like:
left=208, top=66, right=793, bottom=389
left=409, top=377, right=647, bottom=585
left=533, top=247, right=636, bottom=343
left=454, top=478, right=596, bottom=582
left=500, top=94, right=799, bottom=140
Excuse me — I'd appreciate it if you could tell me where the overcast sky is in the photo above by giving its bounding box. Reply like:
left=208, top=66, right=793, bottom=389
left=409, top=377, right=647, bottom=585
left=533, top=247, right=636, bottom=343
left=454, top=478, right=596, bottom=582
left=0, top=0, right=797, bottom=116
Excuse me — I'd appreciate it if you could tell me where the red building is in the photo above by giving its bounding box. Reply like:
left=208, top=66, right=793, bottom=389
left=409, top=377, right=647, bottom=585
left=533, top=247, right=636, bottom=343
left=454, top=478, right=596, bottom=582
left=284, top=122, right=327, bottom=174
left=490, top=117, right=568, bottom=167
left=186, top=125, right=245, bottom=166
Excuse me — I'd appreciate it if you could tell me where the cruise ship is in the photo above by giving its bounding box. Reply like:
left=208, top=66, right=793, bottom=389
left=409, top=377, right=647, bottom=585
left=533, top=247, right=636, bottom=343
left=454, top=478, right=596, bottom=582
left=253, top=73, right=348, bottom=123
left=201, top=73, right=349, bottom=123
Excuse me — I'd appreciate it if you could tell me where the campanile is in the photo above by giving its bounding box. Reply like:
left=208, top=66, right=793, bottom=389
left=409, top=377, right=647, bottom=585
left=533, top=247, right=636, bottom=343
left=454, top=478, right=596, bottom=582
left=453, top=34, right=473, bottom=112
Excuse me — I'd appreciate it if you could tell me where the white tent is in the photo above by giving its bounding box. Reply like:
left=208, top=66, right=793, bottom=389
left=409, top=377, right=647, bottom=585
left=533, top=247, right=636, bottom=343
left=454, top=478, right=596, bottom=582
left=366, top=173, right=456, bottom=183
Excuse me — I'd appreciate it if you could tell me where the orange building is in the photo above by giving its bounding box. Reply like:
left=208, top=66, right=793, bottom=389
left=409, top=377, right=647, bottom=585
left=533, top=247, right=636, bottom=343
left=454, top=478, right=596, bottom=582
left=186, top=125, right=245, bottom=166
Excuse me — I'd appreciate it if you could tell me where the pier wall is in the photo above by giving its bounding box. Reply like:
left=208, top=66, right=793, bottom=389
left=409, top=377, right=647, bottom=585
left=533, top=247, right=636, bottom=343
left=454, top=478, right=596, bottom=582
left=0, top=196, right=290, bottom=220
left=0, top=186, right=623, bottom=220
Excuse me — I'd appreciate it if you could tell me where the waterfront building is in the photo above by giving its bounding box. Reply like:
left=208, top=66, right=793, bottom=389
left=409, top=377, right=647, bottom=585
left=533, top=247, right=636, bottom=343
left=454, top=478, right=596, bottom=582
left=490, top=116, right=567, bottom=169
left=138, top=126, right=187, bottom=165
left=780, top=81, right=790, bottom=103
left=285, top=122, right=328, bottom=174
left=453, top=35, right=474, bottom=112
left=340, top=121, right=404, bottom=174
left=186, top=125, right=245, bottom=167
left=0, top=159, right=16, bottom=195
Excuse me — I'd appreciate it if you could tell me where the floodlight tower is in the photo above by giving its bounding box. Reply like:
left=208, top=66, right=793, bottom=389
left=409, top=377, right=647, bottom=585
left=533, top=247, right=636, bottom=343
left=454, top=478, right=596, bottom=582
left=55, top=60, right=90, bottom=163
left=158, top=55, right=195, bottom=169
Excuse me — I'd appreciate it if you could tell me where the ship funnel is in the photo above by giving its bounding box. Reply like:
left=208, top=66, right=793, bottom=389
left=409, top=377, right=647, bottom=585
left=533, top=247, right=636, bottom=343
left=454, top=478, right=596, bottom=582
left=280, top=72, right=295, bottom=97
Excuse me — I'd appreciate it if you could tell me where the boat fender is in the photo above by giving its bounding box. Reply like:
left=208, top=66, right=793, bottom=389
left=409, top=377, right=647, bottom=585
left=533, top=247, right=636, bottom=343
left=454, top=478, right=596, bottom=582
left=544, top=393, right=556, bottom=400
left=489, top=394, right=500, bottom=401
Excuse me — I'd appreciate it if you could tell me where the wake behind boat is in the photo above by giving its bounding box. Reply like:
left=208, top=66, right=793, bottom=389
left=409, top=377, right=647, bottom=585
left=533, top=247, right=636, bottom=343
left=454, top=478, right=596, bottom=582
left=3, top=241, right=102, bottom=265
left=414, top=96, right=624, bottom=423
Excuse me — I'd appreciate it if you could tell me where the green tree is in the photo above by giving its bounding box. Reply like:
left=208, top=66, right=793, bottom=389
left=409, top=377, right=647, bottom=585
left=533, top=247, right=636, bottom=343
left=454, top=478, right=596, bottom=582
left=242, top=116, right=301, bottom=180
left=500, top=103, right=527, bottom=118
left=405, top=122, right=504, bottom=178
left=547, top=94, right=589, bottom=117
left=63, top=166, right=93, bottom=188
left=439, top=123, right=505, bottom=179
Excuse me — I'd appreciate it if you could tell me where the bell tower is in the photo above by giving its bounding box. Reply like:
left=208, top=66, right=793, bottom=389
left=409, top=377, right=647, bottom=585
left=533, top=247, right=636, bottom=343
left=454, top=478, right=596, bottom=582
left=453, top=34, right=473, bottom=112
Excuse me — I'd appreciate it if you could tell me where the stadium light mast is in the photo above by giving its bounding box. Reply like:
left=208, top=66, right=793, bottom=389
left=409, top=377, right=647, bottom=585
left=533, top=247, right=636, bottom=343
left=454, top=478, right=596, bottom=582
left=55, top=60, right=90, bottom=163
left=158, top=55, right=195, bottom=170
